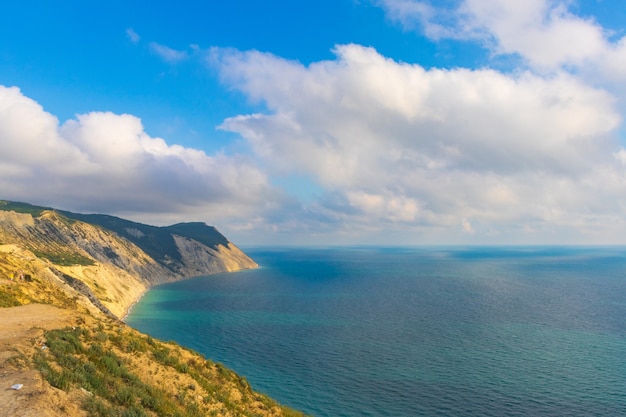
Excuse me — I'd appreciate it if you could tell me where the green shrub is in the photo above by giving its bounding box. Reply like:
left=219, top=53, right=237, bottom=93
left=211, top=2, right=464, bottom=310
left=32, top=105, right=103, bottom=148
left=176, top=362, right=189, bottom=373
left=89, top=342, right=104, bottom=357
left=32, top=319, right=310, bottom=417
left=139, top=393, right=160, bottom=411
left=46, top=328, right=84, bottom=354
left=115, top=386, right=135, bottom=406
left=32, top=250, right=95, bottom=266
left=94, top=331, right=108, bottom=342
left=83, top=397, right=114, bottom=417
left=152, top=346, right=179, bottom=367
left=121, top=405, right=147, bottom=417
left=99, top=354, right=125, bottom=378
left=125, top=337, right=147, bottom=353
left=42, top=368, right=72, bottom=391
left=85, top=370, right=107, bottom=396
left=0, top=286, right=23, bottom=307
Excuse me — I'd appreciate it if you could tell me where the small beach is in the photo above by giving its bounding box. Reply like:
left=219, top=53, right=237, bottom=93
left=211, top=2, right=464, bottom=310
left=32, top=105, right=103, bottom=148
left=121, top=288, right=147, bottom=321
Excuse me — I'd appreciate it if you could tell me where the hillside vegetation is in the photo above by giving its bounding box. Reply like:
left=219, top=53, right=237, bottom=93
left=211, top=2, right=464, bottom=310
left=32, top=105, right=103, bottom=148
left=0, top=201, right=307, bottom=417
left=0, top=200, right=257, bottom=318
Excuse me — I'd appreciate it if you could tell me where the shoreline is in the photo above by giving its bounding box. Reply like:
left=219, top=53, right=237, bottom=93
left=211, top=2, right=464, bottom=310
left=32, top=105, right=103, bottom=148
left=121, top=288, right=148, bottom=322
left=120, top=264, right=260, bottom=322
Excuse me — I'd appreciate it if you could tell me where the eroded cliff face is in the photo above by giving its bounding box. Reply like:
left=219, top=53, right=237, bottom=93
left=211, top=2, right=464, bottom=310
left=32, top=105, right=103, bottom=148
left=0, top=208, right=257, bottom=319
left=173, top=235, right=258, bottom=275
left=0, top=203, right=307, bottom=417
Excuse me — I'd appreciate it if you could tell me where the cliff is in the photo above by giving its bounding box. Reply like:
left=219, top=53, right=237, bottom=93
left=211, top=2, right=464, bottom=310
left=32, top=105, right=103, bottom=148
left=0, top=201, right=307, bottom=417
left=0, top=200, right=258, bottom=319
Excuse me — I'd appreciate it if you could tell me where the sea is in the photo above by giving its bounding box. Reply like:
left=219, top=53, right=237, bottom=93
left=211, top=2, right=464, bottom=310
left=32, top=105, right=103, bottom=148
left=125, top=246, right=626, bottom=416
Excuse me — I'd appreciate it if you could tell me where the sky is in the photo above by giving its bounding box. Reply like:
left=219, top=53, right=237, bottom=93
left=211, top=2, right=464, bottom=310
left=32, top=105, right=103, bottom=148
left=1, top=0, right=626, bottom=246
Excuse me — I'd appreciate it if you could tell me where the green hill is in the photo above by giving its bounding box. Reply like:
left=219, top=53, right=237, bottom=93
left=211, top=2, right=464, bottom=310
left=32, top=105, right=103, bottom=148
left=0, top=200, right=232, bottom=273
left=0, top=200, right=305, bottom=417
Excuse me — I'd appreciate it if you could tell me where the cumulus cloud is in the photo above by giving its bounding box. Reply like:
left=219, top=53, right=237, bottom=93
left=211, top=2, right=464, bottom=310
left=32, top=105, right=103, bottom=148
left=377, top=0, right=626, bottom=76
left=7, top=4, right=626, bottom=244
left=210, top=44, right=626, bottom=243
left=0, top=85, right=277, bottom=224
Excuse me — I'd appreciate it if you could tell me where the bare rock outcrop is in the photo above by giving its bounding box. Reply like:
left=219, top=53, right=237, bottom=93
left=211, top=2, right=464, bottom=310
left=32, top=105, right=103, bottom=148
left=0, top=202, right=257, bottom=319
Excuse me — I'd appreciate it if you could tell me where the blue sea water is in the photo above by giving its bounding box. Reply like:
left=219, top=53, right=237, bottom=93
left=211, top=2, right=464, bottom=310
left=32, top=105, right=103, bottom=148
left=126, top=247, right=626, bottom=416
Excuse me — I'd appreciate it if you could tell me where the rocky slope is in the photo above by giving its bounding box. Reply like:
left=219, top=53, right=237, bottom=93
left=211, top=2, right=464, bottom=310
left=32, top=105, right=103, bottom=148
left=0, top=201, right=307, bottom=417
left=0, top=200, right=258, bottom=319
left=0, top=302, right=306, bottom=417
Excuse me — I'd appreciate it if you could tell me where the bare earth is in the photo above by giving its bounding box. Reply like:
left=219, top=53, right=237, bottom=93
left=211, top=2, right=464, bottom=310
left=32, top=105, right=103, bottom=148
left=0, top=304, right=86, bottom=417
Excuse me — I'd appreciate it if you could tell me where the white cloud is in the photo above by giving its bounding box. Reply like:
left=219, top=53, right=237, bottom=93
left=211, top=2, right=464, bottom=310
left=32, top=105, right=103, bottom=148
left=6, top=12, right=626, bottom=244
left=461, top=218, right=474, bottom=233
left=214, top=44, right=619, bottom=177
left=458, top=0, right=611, bottom=70
left=210, top=44, right=626, bottom=243
left=126, top=28, right=140, bottom=44
left=376, top=0, right=460, bottom=40
left=347, top=191, right=420, bottom=222
left=615, top=148, right=626, bottom=165
left=150, top=42, right=188, bottom=63
left=377, top=0, right=626, bottom=76
left=0, top=85, right=277, bottom=224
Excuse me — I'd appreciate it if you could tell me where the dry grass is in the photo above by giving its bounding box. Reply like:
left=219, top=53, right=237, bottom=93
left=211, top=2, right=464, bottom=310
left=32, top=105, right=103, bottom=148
left=34, top=322, right=308, bottom=417
left=0, top=249, right=308, bottom=417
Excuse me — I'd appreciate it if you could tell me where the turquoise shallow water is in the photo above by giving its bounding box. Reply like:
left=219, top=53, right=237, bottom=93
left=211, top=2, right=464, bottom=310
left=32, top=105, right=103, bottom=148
left=126, top=247, right=626, bottom=416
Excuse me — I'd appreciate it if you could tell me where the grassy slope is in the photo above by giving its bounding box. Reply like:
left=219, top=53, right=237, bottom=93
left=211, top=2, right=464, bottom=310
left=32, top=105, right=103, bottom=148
left=0, top=200, right=51, bottom=217
left=0, top=201, right=231, bottom=272
left=0, top=256, right=307, bottom=417
left=58, top=211, right=184, bottom=268
left=0, top=201, right=308, bottom=417
left=34, top=322, right=307, bottom=417
left=58, top=213, right=230, bottom=265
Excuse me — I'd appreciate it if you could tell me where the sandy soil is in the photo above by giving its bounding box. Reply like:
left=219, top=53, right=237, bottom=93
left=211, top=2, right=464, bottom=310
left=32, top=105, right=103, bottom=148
left=0, top=304, right=85, bottom=417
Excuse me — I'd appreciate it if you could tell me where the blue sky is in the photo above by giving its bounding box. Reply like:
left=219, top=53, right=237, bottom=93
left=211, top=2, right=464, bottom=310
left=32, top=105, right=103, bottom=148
left=1, top=0, right=626, bottom=245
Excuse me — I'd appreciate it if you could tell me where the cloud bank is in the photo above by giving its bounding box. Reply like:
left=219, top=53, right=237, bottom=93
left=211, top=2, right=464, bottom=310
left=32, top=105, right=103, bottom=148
left=4, top=1, right=626, bottom=244
left=0, top=85, right=276, bottom=225
left=210, top=43, right=626, bottom=243
left=377, top=0, right=626, bottom=77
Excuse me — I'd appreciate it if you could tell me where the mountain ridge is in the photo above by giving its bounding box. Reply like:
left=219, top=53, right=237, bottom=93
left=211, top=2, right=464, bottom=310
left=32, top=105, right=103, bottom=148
left=0, top=199, right=258, bottom=318
left=0, top=200, right=308, bottom=417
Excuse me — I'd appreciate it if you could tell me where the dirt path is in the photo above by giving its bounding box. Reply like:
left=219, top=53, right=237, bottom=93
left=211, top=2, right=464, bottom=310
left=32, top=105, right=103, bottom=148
left=0, top=304, right=85, bottom=417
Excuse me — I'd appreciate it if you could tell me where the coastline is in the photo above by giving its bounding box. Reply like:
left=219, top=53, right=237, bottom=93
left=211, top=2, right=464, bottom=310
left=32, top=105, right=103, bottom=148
left=121, top=288, right=148, bottom=321
left=120, top=266, right=259, bottom=322
left=124, top=247, right=626, bottom=417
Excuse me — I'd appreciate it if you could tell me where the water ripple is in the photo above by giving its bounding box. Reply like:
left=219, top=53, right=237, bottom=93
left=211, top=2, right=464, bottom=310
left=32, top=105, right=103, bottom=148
left=128, top=247, right=626, bottom=416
